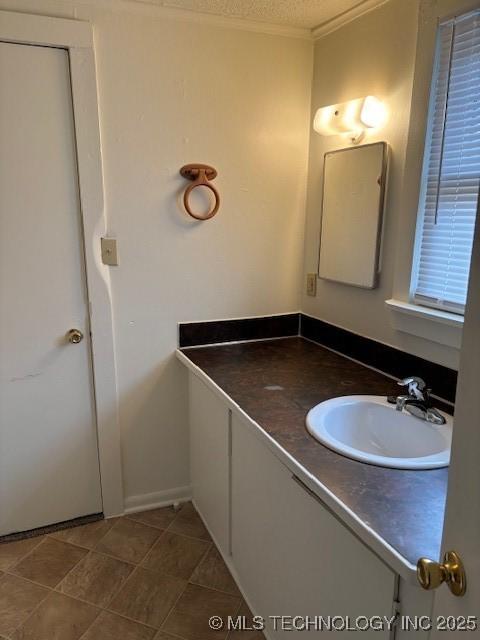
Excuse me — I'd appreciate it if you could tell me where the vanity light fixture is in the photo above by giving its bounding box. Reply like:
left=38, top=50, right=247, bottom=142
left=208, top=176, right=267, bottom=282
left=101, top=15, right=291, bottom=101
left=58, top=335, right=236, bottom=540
left=313, top=96, right=386, bottom=144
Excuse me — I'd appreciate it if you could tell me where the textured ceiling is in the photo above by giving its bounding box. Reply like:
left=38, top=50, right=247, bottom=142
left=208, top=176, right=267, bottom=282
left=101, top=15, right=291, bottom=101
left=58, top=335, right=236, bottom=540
left=133, top=0, right=381, bottom=30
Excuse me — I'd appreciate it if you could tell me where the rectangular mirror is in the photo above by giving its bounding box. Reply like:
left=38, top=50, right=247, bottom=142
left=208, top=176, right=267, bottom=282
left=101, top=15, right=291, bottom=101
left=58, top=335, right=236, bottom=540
left=318, top=142, right=388, bottom=289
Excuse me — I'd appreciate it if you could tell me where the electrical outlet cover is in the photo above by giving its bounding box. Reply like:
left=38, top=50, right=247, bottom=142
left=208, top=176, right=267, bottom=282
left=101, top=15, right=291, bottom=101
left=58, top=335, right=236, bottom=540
left=101, top=237, right=119, bottom=266
left=306, top=273, right=317, bottom=296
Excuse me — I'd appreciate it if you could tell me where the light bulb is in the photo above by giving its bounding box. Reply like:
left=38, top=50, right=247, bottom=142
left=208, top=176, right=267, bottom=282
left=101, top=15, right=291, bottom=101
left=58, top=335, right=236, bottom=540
left=360, top=96, right=386, bottom=128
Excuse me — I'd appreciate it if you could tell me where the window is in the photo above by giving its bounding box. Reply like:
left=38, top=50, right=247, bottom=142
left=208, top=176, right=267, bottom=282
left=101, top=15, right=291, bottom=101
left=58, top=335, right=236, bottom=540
left=411, top=9, right=480, bottom=315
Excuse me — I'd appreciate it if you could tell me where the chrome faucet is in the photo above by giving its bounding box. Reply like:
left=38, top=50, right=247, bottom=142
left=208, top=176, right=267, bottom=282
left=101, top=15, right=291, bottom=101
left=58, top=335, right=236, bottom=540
left=390, top=376, right=446, bottom=425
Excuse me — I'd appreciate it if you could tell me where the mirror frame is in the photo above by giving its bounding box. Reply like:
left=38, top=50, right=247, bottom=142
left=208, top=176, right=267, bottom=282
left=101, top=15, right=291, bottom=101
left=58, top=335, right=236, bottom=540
left=317, top=141, right=389, bottom=289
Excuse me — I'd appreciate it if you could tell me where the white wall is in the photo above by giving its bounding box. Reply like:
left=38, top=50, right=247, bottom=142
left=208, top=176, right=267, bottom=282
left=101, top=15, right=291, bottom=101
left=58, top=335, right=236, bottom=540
left=0, top=0, right=312, bottom=507
left=302, top=0, right=461, bottom=370
left=3, top=0, right=463, bottom=512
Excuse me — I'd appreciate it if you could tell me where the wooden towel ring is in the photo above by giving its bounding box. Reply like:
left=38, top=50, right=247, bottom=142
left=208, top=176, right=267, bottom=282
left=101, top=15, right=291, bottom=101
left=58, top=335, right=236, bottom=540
left=180, top=164, right=220, bottom=220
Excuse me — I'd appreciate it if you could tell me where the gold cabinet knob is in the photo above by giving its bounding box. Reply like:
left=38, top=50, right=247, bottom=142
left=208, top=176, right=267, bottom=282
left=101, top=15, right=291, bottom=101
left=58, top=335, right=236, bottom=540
left=67, top=329, right=84, bottom=344
left=417, top=551, right=466, bottom=596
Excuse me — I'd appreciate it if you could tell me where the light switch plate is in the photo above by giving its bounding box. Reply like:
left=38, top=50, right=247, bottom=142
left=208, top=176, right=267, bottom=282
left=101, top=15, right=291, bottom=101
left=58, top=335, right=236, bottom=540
left=306, top=273, right=317, bottom=296
left=101, top=237, right=119, bottom=266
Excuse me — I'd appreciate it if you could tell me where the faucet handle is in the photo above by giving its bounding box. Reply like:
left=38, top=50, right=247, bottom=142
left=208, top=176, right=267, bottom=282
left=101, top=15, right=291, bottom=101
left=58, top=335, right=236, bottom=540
left=398, top=376, right=427, bottom=400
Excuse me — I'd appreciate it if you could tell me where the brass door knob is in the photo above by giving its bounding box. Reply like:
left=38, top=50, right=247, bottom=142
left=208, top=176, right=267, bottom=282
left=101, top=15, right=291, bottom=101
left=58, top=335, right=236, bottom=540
left=67, top=329, right=84, bottom=344
left=417, top=551, right=466, bottom=596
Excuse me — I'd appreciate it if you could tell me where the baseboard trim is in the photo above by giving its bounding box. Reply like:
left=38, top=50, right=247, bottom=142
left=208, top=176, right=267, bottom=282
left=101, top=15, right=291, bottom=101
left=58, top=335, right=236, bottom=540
left=124, top=485, right=192, bottom=515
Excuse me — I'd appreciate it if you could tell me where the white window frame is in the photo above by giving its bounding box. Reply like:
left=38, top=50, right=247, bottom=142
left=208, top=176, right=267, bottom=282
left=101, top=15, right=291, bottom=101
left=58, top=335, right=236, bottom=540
left=0, top=10, right=124, bottom=517
left=387, top=0, right=480, bottom=351
left=410, top=9, right=479, bottom=316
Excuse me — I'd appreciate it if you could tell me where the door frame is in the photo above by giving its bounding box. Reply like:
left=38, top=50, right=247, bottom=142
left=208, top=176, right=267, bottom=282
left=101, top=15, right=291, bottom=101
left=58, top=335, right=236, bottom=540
left=0, top=10, right=124, bottom=517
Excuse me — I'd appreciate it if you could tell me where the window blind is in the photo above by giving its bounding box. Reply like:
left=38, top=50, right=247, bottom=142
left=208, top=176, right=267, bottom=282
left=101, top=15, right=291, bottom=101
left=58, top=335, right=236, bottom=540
left=411, top=9, right=480, bottom=314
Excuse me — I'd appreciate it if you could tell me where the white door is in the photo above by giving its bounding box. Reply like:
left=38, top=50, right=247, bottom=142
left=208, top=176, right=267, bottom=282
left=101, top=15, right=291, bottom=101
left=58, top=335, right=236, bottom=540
left=0, top=41, right=102, bottom=535
left=426, top=215, right=480, bottom=634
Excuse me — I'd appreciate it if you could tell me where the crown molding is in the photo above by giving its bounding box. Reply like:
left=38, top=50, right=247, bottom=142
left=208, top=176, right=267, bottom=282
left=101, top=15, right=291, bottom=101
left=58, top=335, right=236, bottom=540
left=312, top=0, right=391, bottom=40
left=59, top=0, right=392, bottom=42
left=70, top=0, right=312, bottom=40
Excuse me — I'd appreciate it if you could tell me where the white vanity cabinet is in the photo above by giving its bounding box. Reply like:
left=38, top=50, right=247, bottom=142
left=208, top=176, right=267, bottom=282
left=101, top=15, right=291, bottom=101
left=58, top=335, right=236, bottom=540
left=186, top=366, right=432, bottom=639
left=230, top=412, right=397, bottom=638
left=189, top=373, right=230, bottom=555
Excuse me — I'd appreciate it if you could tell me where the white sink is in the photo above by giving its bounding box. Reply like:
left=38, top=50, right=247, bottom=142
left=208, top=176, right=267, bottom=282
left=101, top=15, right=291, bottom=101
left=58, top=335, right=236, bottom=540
left=306, top=395, right=452, bottom=469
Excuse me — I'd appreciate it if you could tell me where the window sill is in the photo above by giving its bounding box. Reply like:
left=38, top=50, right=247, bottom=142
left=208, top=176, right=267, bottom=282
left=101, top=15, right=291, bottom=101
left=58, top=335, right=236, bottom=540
left=385, top=299, right=463, bottom=349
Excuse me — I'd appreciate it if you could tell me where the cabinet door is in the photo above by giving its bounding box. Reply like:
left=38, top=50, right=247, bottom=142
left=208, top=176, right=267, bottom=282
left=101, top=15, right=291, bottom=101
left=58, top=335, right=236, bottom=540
left=231, top=412, right=396, bottom=638
left=189, top=373, right=230, bottom=554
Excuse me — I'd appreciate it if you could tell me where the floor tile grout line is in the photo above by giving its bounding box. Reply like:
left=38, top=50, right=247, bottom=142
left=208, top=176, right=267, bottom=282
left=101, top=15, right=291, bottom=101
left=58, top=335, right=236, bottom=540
left=103, top=561, right=191, bottom=616
left=142, top=528, right=213, bottom=567
left=0, top=588, right=49, bottom=639
left=48, top=516, right=117, bottom=549
left=103, top=563, right=146, bottom=612
left=16, top=566, right=159, bottom=633
left=141, top=534, right=213, bottom=582
left=158, top=575, right=191, bottom=635
left=186, top=581, right=244, bottom=599
left=103, top=561, right=194, bottom=626
left=159, top=581, right=244, bottom=639
left=63, top=546, right=139, bottom=568
left=51, top=587, right=122, bottom=616
left=6, top=518, right=164, bottom=586
left=54, top=548, right=137, bottom=607
left=98, top=607, right=159, bottom=630
left=5, top=504, right=198, bottom=568
left=53, top=547, right=97, bottom=596
left=88, top=550, right=240, bottom=601
left=112, top=544, right=242, bottom=599
left=6, top=537, right=91, bottom=591
left=77, top=605, right=160, bottom=640
left=139, top=528, right=169, bottom=569
left=7, top=541, right=89, bottom=591
left=0, top=535, right=45, bottom=573
left=47, top=509, right=205, bottom=565
left=178, top=527, right=241, bottom=598
left=154, top=514, right=216, bottom=633
left=230, top=596, right=248, bottom=638
left=1, top=504, right=249, bottom=638
left=164, top=530, right=213, bottom=543
left=46, top=532, right=149, bottom=567
left=187, top=576, right=241, bottom=598
left=58, top=596, right=103, bottom=640
left=4, top=584, right=93, bottom=639
left=54, top=527, right=163, bottom=567
left=3, top=559, right=244, bottom=635
left=164, top=502, right=213, bottom=542
left=2, top=535, right=48, bottom=575
left=4, top=545, right=139, bottom=587
left=95, top=557, right=137, bottom=608
left=164, top=518, right=213, bottom=543
left=95, top=517, right=166, bottom=566
left=125, top=514, right=178, bottom=531
left=7, top=565, right=165, bottom=634
left=1, top=529, right=156, bottom=635
left=183, top=540, right=213, bottom=582
left=157, top=628, right=189, bottom=640
left=0, top=516, right=102, bottom=637
left=103, top=603, right=164, bottom=631
left=77, top=614, right=98, bottom=640
left=3, top=569, right=55, bottom=592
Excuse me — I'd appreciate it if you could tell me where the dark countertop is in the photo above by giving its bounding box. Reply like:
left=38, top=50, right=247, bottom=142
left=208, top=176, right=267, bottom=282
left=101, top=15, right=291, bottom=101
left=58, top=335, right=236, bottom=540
left=181, top=337, right=448, bottom=568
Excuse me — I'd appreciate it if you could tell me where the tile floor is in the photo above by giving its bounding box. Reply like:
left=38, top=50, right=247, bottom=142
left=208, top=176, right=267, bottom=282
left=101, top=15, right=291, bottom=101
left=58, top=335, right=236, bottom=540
left=0, top=502, right=263, bottom=640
